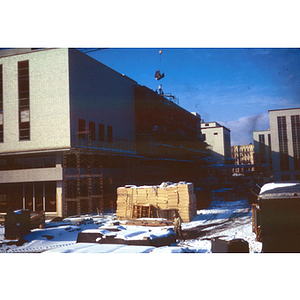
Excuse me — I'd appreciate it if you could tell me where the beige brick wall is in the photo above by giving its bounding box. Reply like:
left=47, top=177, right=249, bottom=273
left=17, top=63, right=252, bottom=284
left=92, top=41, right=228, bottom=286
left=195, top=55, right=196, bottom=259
left=0, top=48, right=71, bottom=154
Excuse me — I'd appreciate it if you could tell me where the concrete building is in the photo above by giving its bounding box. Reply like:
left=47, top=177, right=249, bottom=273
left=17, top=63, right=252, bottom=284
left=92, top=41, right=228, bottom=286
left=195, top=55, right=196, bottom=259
left=231, top=144, right=254, bottom=175
left=269, top=108, right=300, bottom=181
left=0, top=48, right=138, bottom=217
left=0, top=48, right=209, bottom=217
left=200, top=121, right=231, bottom=165
left=253, top=129, right=273, bottom=180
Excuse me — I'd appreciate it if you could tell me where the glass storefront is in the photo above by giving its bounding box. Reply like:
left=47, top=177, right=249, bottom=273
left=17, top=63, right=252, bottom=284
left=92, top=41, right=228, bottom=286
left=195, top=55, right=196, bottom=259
left=0, top=181, right=56, bottom=213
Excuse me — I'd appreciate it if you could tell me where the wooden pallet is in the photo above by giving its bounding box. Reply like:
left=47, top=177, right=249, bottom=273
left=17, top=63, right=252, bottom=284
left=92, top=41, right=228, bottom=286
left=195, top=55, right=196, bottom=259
left=124, top=219, right=173, bottom=227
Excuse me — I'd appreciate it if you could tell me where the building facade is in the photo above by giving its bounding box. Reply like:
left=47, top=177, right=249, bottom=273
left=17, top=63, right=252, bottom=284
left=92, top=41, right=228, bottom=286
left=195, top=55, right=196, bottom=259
left=269, top=108, right=300, bottom=181
left=231, top=144, right=254, bottom=175
left=253, top=129, right=273, bottom=180
left=200, top=122, right=231, bottom=165
left=0, top=48, right=209, bottom=217
left=0, top=48, right=138, bottom=217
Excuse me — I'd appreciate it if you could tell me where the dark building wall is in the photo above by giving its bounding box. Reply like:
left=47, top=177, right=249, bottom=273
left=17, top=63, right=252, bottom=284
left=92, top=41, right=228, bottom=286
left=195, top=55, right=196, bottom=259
left=134, top=85, right=205, bottom=159
left=68, top=49, right=137, bottom=146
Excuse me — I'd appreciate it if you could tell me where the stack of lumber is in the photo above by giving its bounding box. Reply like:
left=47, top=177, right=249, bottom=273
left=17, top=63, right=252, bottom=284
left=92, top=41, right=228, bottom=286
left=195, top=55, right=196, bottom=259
left=166, top=185, right=179, bottom=208
left=116, top=182, right=197, bottom=222
left=156, top=187, right=168, bottom=209
left=177, top=182, right=197, bottom=222
left=116, top=187, right=131, bottom=220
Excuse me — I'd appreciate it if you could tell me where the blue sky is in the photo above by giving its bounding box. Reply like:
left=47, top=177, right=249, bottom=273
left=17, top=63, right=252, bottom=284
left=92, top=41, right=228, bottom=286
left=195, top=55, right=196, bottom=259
left=87, top=48, right=300, bottom=145
left=2, top=2, right=299, bottom=146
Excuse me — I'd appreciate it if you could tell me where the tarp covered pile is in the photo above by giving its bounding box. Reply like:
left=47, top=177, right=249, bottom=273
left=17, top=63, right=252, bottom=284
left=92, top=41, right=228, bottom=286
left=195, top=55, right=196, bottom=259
left=116, top=182, right=197, bottom=222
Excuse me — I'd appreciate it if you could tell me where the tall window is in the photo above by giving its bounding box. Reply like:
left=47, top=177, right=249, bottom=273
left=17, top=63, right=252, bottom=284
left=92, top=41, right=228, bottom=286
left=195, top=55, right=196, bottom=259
left=0, top=64, right=3, bottom=142
left=107, top=125, right=113, bottom=142
left=259, top=134, right=266, bottom=163
left=291, top=115, right=300, bottom=170
left=18, top=60, right=30, bottom=140
left=98, top=123, right=105, bottom=141
left=268, top=134, right=273, bottom=170
left=277, top=116, right=289, bottom=170
left=78, top=119, right=86, bottom=139
left=89, top=121, right=96, bottom=141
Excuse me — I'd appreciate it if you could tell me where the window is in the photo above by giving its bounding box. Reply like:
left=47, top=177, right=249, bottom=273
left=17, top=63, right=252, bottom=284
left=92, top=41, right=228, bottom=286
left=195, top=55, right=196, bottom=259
left=0, top=158, right=6, bottom=170
left=25, top=183, right=33, bottom=211
left=89, top=121, right=96, bottom=141
left=34, top=156, right=44, bottom=168
left=214, top=132, right=218, bottom=135
left=45, top=181, right=56, bottom=212
left=277, top=116, right=289, bottom=171
left=107, top=125, right=113, bottom=142
left=98, top=123, right=105, bottom=141
left=291, top=115, right=300, bottom=170
left=259, top=134, right=266, bottom=163
left=0, top=64, right=3, bottom=143
left=18, top=60, right=30, bottom=141
left=24, top=157, right=33, bottom=168
left=44, top=155, right=56, bottom=168
left=35, top=182, right=43, bottom=212
left=78, top=119, right=86, bottom=139
left=281, top=175, right=291, bottom=181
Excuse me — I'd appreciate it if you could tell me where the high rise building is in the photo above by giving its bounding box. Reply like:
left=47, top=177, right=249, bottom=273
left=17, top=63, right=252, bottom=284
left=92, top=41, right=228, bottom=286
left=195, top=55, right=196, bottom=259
left=269, top=108, right=300, bottom=181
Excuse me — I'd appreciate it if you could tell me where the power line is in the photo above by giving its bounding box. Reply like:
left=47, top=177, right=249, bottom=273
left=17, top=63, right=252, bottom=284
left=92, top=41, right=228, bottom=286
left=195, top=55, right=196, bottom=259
left=77, top=48, right=108, bottom=53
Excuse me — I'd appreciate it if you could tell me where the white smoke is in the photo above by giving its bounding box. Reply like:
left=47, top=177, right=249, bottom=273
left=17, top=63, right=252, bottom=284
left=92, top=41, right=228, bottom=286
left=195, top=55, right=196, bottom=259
left=220, top=113, right=270, bottom=146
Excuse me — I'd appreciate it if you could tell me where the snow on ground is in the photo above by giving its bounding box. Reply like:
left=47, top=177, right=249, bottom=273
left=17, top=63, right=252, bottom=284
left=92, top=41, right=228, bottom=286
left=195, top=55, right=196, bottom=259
left=0, top=197, right=261, bottom=253
left=179, top=198, right=262, bottom=253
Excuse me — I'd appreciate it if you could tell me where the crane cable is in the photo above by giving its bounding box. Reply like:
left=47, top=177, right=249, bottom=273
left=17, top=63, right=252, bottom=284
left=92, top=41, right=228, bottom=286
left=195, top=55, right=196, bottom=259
left=155, top=49, right=164, bottom=80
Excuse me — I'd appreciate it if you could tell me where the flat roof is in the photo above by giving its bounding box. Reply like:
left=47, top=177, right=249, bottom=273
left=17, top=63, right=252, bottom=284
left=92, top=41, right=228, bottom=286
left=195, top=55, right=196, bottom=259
left=259, top=182, right=300, bottom=200
left=268, top=107, right=300, bottom=112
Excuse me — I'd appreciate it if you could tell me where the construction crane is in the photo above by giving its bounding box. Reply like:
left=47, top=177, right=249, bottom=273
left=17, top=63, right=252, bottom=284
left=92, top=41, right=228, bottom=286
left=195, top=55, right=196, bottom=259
left=154, top=49, right=165, bottom=80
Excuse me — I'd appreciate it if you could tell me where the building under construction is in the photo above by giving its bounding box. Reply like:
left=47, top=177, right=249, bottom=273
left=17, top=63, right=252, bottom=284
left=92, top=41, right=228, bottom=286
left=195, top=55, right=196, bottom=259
left=0, top=48, right=209, bottom=218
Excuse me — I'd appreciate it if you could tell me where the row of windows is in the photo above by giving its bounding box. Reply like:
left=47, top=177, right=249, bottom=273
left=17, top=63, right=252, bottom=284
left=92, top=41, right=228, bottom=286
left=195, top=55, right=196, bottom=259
left=277, top=116, right=289, bottom=171
left=18, top=60, right=30, bottom=141
left=0, top=61, right=30, bottom=143
left=0, top=181, right=56, bottom=213
left=0, top=155, right=56, bottom=170
left=0, top=64, right=3, bottom=143
left=281, top=174, right=300, bottom=182
left=277, top=115, right=300, bottom=171
left=78, top=119, right=113, bottom=142
left=291, top=115, right=300, bottom=170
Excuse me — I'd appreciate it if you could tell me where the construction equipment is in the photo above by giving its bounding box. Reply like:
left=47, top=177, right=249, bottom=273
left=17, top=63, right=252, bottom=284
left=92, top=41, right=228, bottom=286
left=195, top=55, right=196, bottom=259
left=154, top=50, right=165, bottom=80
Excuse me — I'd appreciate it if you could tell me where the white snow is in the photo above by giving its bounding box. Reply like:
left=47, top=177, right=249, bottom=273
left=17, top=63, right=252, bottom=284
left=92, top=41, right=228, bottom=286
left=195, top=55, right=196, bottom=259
left=0, top=197, right=261, bottom=253
left=1, top=196, right=296, bottom=300
left=259, top=182, right=298, bottom=194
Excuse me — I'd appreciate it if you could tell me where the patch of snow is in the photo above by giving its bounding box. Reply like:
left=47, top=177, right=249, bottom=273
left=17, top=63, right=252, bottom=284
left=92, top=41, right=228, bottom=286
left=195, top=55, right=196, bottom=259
left=260, top=182, right=298, bottom=194
left=1, top=198, right=261, bottom=253
left=46, top=243, right=156, bottom=253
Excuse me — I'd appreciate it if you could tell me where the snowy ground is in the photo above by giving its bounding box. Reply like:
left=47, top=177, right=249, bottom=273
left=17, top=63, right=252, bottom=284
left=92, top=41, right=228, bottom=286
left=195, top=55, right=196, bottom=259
left=1, top=197, right=297, bottom=300
left=0, top=197, right=261, bottom=253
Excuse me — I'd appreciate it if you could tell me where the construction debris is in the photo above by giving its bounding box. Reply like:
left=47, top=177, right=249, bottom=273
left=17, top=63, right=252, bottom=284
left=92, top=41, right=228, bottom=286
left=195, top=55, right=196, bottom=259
left=116, top=181, right=197, bottom=223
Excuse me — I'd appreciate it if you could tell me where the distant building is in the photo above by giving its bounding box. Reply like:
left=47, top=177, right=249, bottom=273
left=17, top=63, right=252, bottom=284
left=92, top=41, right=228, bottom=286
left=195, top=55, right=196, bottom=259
left=269, top=107, right=300, bottom=181
left=253, top=129, right=273, bottom=179
left=231, top=144, right=254, bottom=175
left=201, top=121, right=231, bottom=165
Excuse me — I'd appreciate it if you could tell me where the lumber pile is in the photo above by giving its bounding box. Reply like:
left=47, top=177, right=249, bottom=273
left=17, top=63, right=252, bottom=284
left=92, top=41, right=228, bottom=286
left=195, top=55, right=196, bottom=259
left=116, top=182, right=197, bottom=223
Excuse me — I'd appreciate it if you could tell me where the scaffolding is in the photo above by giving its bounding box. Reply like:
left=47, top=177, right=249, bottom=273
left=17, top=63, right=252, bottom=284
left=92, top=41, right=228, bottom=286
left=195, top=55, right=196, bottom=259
left=63, top=131, right=104, bottom=217
left=63, top=131, right=138, bottom=217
